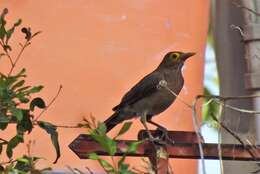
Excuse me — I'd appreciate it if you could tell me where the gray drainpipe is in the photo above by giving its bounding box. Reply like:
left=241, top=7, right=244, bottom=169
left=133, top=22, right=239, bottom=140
left=214, top=0, right=259, bottom=173
left=241, top=1, right=260, bottom=139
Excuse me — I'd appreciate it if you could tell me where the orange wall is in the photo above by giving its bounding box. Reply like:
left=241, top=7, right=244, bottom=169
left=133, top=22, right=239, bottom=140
left=1, top=1, right=209, bottom=173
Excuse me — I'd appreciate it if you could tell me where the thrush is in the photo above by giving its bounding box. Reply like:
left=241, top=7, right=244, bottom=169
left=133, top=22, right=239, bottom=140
left=104, top=51, right=195, bottom=133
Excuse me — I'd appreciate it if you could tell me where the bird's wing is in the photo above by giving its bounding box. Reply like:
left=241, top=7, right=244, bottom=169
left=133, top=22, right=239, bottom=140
left=112, top=71, right=163, bottom=111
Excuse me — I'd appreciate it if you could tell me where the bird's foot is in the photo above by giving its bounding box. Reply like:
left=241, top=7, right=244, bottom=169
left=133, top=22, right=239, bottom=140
left=145, top=130, right=167, bottom=145
left=155, top=127, right=174, bottom=145
left=148, top=137, right=168, bottom=145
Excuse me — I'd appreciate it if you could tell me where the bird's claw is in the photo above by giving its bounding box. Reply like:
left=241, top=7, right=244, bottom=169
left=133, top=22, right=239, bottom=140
left=144, top=129, right=167, bottom=145
left=147, top=136, right=168, bottom=145
left=155, top=127, right=175, bottom=145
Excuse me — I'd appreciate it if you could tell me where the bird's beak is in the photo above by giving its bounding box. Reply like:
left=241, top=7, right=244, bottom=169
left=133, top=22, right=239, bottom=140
left=181, top=52, right=196, bottom=61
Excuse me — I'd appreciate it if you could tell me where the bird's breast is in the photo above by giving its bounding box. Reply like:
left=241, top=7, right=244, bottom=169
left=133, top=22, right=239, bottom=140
left=131, top=80, right=183, bottom=116
left=148, top=71, right=184, bottom=115
left=125, top=70, right=184, bottom=117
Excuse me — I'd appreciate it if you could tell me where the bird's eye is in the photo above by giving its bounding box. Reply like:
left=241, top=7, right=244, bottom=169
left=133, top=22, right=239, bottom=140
left=171, top=53, right=180, bottom=60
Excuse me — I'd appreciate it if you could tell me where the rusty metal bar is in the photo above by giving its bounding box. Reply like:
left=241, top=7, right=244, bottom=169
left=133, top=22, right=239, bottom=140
left=137, top=130, right=200, bottom=143
left=69, top=131, right=260, bottom=161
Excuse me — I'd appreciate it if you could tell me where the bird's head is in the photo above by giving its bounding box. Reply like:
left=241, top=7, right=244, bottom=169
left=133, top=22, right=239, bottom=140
left=158, top=51, right=195, bottom=69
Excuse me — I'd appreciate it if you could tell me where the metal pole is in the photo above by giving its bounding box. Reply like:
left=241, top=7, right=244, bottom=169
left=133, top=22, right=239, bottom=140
left=240, top=0, right=260, bottom=144
left=213, top=0, right=256, bottom=173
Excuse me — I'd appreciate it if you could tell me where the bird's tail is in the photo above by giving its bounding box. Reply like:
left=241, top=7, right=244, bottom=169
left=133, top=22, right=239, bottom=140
left=104, top=112, right=123, bottom=133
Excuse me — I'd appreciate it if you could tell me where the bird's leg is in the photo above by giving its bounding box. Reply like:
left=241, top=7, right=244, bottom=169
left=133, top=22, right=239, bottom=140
left=140, top=113, right=167, bottom=145
left=147, top=119, right=174, bottom=145
left=140, top=111, right=156, bottom=141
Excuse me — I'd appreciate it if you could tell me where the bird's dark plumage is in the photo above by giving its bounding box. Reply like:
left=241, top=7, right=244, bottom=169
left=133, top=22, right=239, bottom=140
left=104, top=51, right=195, bottom=132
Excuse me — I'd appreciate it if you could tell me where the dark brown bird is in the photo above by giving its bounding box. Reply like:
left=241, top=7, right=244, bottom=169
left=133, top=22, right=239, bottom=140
left=104, top=51, right=195, bottom=133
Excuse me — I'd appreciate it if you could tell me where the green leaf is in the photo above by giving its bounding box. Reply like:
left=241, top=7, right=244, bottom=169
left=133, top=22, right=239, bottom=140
left=16, top=157, right=30, bottom=164
left=6, top=28, right=14, bottom=40
left=10, top=107, right=23, bottom=121
left=202, top=87, right=219, bottom=123
left=14, top=155, right=42, bottom=172
left=13, top=19, right=22, bottom=27
left=0, top=88, right=11, bottom=100
left=3, top=44, right=11, bottom=51
left=90, top=122, right=117, bottom=155
left=0, top=115, right=9, bottom=130
left=0, top=8, right=8, bottom=40
left=0, top=121, right=9, bottom=130
left=6, top=134, right=24, bottom=158
left=17, top=110, right=33, bottom=134
left=88, top=152, right=99, bottom=160
left=96, top=122, right=107, bottom=135
left=118, top=141, right=143, bottom=168
left=126, top=141, right=143, bottom=153
left=115, top=122, right=132, bottom=138
left=30, top=97, right=46, bottom=111
left=37, top=121, right=60, bottom=163
left=1, top=8, right=8, bottom=19
left=28, top=85, right=43, bottom=94
left=103, top=138, right=117, bottom=156
left=0, top=7, right=7, bottom=39
left=21, top=27, right=31, bottom=40
left=5, top=19, right=22, bottom=43
left=14, top=68, right=26, bottom=78
left=119, top=162, right=129, bottom=171
left=16, top=93, right=30, bottom=103
left=14, top=155, right=32, bottom=172
left=16, top=86, right=31, bottom=92
left=90, top=133, right=117, bottom=156
left=118, top=155, right=126, bottom=170
left=0, top=26, right=5, bottom=40
left=5, top=76, right=17, bottom=87
left=11, top=80, right=25, bottom=90
left=98, top=158, right=115, bottom=173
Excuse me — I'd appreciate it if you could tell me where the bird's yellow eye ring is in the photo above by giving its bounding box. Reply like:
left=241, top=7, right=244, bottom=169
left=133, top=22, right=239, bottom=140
left=170, top=52, right=181, bottom=60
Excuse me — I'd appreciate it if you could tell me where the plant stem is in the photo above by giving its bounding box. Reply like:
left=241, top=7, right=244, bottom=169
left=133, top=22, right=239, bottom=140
left=0, top=40, right=14, bottom=66
left=34, top=85, right=63, bottom=121
left=0, top=138, right=8, bottom=143
left=8, top=40, right=30, bottom=76
left=111, top=156, right=117, bottom=172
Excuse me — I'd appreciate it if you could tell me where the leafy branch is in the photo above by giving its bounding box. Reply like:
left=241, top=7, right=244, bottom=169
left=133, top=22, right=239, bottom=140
left=0, top=8, right=60, bottom=172
left=80, top=116, right=143, bottom=174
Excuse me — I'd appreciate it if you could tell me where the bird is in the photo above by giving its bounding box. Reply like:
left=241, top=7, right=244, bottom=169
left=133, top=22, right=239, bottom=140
left=104, top=51, right=195, bottom=133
